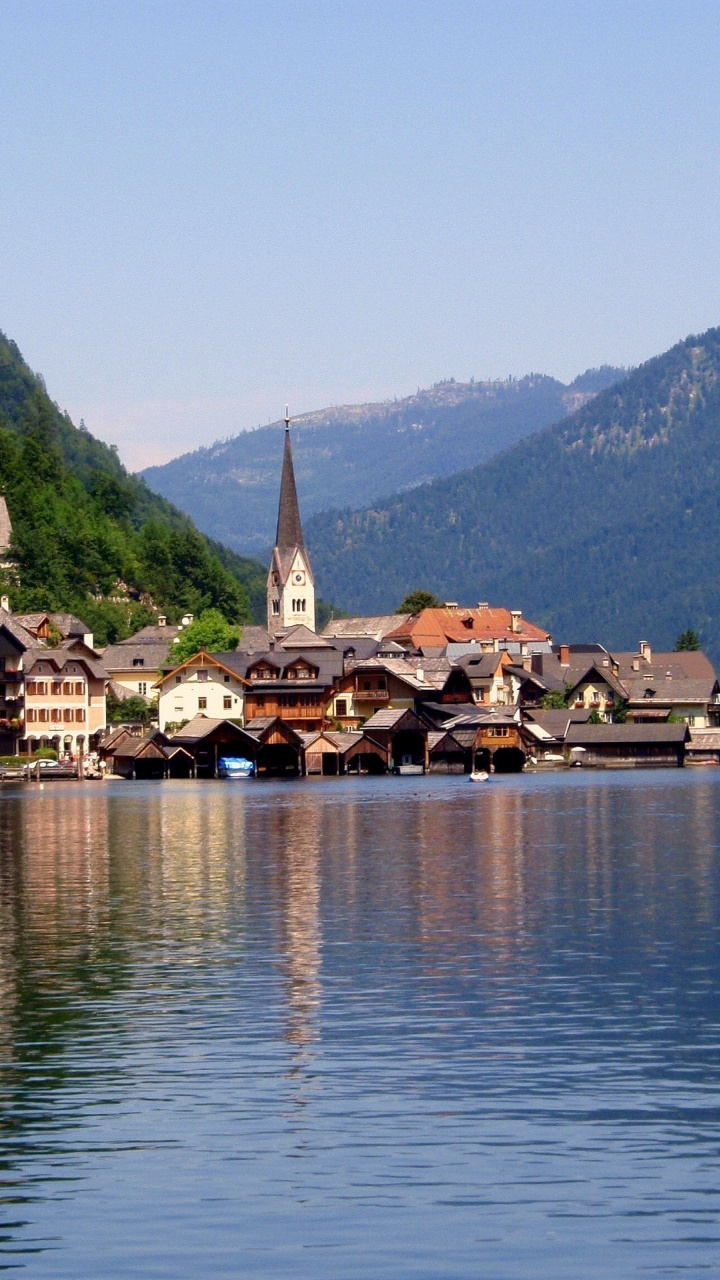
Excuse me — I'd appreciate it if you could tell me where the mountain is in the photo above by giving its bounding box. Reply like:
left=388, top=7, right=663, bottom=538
left=304, top=327, right=720, bottom=658
left=0, top=333, right=269, bottom=643
left=141, top=369, right=625, bottom=555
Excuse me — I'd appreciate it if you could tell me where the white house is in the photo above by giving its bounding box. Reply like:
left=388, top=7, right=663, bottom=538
left=154, top=649, right=249, bottom=731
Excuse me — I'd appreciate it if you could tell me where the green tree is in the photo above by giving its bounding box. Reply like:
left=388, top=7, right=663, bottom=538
left=612, top=698, right=629, bottom=723
left=106, top=692, right=155, bottom=723
left=172, top=609, right=241, bottom=663
left=540, top=688, right=570, bottom=709
left=397, top=589, right=442, bottom=613
left=675, top=628, right=701, bottom=651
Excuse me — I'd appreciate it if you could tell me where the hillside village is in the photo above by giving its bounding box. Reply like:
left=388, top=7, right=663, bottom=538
left=1, top=420, right=719, bottom=779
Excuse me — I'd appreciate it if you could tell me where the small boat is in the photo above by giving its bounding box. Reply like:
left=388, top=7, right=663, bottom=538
left=395, top=763, right=425, bottom=775
left=469, top=770, right=489, bottom=782
left=218, top=756, right=255, bottom=779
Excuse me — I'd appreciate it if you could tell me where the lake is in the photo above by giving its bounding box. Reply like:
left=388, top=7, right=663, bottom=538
left=0, top=770, right=718, bottom=1278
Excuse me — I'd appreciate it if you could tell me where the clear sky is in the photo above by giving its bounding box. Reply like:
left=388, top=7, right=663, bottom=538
left=2, top=0, right=720, bottom=469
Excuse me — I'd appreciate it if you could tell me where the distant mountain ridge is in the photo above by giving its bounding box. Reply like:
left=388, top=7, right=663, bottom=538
left=141, top=367, right=625, bottom=555
left=304, top=327, right=720, bottom=659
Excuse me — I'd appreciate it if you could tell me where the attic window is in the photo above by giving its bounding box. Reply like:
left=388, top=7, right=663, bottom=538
left=132, top=658, right=144, bottom=667
left=644, top=687, right=656, bottom=698
left=462, top=618, right=473, bottom=629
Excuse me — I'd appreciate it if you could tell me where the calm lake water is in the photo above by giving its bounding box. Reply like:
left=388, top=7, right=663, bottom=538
left=0, top=770, right=719, bottom=1278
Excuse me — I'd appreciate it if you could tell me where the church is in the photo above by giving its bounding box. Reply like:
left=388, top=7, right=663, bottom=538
left=266, top=409, right=316, bottom=637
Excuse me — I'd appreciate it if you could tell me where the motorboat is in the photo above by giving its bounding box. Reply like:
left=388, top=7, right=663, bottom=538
left=469, top=769, right=489, bottom=782
left=395, top=763, right=425, bottom=775
left=218, top=756, right=255, bottom=779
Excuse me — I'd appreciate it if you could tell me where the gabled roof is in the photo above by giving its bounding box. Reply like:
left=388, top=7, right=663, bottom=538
left=0, top=609, right=38, bottom=650
left=236, top=626, right=271, bottom=653
left=169, top=715, right=253, bottom=746
left=119, top=624, right=180, bottom=643
left=154, top=648, right=251, bottom=690
left=276, top=624, right=333, bottom=649
left=362, top=707, right=427, bottom=733
left=566, top=662, right=627, bottom=699
left=24, top=648, right=110, bottom=679
left=611, top=651, right=718, bottom=704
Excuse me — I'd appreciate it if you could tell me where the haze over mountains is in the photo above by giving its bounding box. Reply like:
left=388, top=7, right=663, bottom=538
left=141, top=368, right=624, bottom=555
left=306, top=327, right=720, bottom=658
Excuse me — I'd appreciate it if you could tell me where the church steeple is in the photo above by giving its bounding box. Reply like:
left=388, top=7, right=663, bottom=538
left=267, top=408, right=315, bottom=637
left=276, top=407, right=305, bottom=552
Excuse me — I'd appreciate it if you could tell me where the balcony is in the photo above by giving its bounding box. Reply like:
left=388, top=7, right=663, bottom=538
left=355, top=689, right=389, bottom=701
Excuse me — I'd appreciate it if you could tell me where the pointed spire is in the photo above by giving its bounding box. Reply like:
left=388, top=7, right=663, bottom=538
left=275, top=407, right=305, bottom=550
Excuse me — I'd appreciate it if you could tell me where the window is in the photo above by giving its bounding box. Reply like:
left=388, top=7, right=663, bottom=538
left=223, top=674, right=230, bottom=683
left=272, top=600, right=280, bottom=615
left=39, top=709, right=48, bottom=723
left=74, top=682, right=84, bottom=695
left=198, top=697, right=207, bottom=710
left=63, top=682, right=73, bottom=696
left=26, top=681, right=36, bottom=696
left=75, top=709, right=85, bottom=723
left=26, top=708, right=36, bottom=723
left=138, top=682, right=147, bottom=696
left=175, top=675, right=181, bottom=683
left=64, top=708, right=73, bottom=723
left=132, top=658, right=144, bottom=667
left=197, top=669, right=208, bottom=682
left=52, top=681, right=62, bottom=695
left=378, top=678, right=386, bottom=690
left=223, top=696, right=232, bottom=710
left=336, top=698, right=348, bottom=716
left=51, top=708, right=61, bottom=722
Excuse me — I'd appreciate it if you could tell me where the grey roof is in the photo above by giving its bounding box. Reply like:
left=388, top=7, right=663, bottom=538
left=324, top=731, right=363, bottom=750
left=565, top=722, right=689, bottom=745
left=275, top=624, right=332, bottom=648
left=522, top=708, right=591, bottom=739
left=610, top=651, right=718, bottom=705
left=0, top=609, right=38, bottom=650
left=361, top=708, right=409, bottom=730
left=14, top=611, right=91, bottom=638
left=322, top=615, right=411, bottom=641
left=244, top=716, right=277, bottom=731
left=236, top=626, right=271, bottom=653
left=340, top=637, right=383, bottom=661
left=170, top=715, right=250, bottom=745
left=688, top=729, right=720, bottom=749
left=119, top=624, right=180, bottom=643
left=566, top=662, right=628, bottom=699
left=103, top=643, right=170, bottom=670
left=224, top=647, right=343, bottom=686
left=24, top=647, right=110, bottom=680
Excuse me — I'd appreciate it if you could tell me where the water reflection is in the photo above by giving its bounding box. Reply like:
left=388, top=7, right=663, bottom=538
left=0, top=772, right=717, bottom=1278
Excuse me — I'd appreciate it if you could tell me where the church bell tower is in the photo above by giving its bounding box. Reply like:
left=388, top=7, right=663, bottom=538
left=267, top=408, right=316, bottom=637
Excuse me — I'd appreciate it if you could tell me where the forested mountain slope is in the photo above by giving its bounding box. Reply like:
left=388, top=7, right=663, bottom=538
left=141, top=368, right=624, bottom=554
left=0, top=333, right=267, bottom=642
left=305, top=327, right=720, bottom=658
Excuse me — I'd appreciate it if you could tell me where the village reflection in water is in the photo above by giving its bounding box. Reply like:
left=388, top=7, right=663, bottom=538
left=0, top=772, right=719, bottom=1278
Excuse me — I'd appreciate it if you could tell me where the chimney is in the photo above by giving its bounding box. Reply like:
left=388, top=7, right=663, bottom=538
left=477, top=601, right=489, bottom=610
left=415, top=667, right=424, bottom=682
left=559, top=644, right=570, bottom=665
left=520, top=641, right=528, bottom=658
left=531, top=653, right=543, bottom=674
left=444, top=602, right=458, bottom=610
left=157, top=615, right=167, bottom=627
left=0, top=594, right=9, bottom=612
left=493, top=637, right=499, bottom=653
left=639, top=640, right=651, bottom=663
left=510, top=610, right=522, bottom=633
left=632, top=656, right=640, bottom=671
left=181, top=613, right=194, bottom=627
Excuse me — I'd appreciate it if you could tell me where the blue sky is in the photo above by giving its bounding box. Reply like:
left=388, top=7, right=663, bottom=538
left=2, top=0, right=720, bottom=468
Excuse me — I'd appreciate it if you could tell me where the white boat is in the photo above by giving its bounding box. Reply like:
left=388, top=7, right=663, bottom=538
left=218, top=756, right=255, bottom=779
left=469, top=770, right=489, bottom=782
left=395, top=763, right=425, bottom=775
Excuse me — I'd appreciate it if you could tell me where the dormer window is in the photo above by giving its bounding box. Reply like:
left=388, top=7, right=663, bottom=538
left=132, top=658, right=144, bottom=667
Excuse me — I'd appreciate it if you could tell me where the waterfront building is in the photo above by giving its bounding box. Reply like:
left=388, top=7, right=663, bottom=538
left=154, top=649, right=249, bottom=731
left=385, top=603, right=552, bottom=651
left=267, top=410, right=315, bottom=638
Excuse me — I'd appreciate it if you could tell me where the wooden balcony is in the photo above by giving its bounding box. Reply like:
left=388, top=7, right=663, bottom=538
left=354, top=689, right=389, bottom=701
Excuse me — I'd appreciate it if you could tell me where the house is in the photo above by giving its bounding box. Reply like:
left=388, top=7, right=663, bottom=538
left=565, top=722, right=689, bottom=768
left=611, top=644, right=720, bottom=726
left=327, top=655, right=449, bottom=728
left=239, top=635, right=344, bottom=733
left=385, top=603, right=552, bottom=652
left=565, top=661, right=628, bottom=720
left=266, top=411, right=315, bottom=637
left=21, top=646, right=110, bottom=756
left=100, top=615, right=190, bottom=698
left=154, top=648, right=249, bottom=731
left=14, top=611, right=95, bottom=649
left=440, top=650, right=519, bottom=707
left=0, top=607, right=110, bottom=755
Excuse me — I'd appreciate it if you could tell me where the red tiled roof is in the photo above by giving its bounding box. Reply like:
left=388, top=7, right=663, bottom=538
left=386, top=607, right=550, bottom=649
